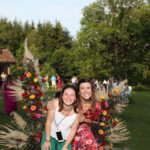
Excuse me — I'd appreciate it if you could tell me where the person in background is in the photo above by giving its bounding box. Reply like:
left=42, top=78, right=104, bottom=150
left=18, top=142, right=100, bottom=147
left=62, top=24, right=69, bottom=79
left=1, top=72, right=7, bottom=82
left=57, top=75, right=61, bottom=90
left=51, top=75, right=57, bottom=89
left=0, top=72, right=7, bottom=86
left=71, top=76, right=78, bottom=87
left=41, top=85, right=80, bottom=150
left=2, top=75, right=17, bottom=115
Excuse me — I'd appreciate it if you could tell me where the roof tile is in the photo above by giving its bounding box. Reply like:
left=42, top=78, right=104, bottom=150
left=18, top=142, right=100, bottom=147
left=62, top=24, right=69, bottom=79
left=0, top=49, right=17, bottom=63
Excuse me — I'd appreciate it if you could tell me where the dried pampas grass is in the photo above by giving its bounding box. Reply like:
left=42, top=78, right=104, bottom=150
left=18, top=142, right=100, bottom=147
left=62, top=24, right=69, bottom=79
left=109, top=121, right=130, bottom=143
left=10, top=112, right=26, bottom=129
left=8, top=80, right=24, bottom=102
left=114, top=103, right=127, bottom=114
left=0, top=112, right=28, bottom=149
left=0, top=125, right=29, bottom=149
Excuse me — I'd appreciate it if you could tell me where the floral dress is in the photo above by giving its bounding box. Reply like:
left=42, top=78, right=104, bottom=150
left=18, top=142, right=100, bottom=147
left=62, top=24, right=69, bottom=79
left=72, top=101, right=101, bottom=150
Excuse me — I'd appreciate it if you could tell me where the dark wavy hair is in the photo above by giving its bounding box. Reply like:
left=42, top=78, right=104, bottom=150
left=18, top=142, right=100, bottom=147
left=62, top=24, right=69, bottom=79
left=78, top=78, right=96, bottom=113
left=58, top=84, right=79, bottom=113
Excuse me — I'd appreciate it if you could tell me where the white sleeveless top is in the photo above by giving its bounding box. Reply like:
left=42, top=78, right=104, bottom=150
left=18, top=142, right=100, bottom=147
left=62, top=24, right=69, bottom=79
left=51, top=106, right=77, bottom=140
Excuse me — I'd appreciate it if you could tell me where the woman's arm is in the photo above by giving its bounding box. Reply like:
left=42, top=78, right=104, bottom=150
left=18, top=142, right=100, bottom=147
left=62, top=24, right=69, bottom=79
left=62, top=115, right=80, bottom=150
left=42, top=108, right=55, bottom=150
left=79, top=114, right=92, bottom=124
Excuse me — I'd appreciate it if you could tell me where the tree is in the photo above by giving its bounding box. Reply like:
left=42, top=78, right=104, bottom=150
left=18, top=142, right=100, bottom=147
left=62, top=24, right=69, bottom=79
left=75, top=0, right=150, bottom=83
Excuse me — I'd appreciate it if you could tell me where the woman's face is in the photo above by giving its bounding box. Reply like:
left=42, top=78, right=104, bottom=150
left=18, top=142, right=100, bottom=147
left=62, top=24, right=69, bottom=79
left=62, top=88, right=76, bottom=106
left=79, top=82, right=92, bottom=100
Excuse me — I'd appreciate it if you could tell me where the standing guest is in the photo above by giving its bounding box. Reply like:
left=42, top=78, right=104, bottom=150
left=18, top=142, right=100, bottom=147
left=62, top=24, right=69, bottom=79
left=0, top=72, right=7, bottom=86
left=57, top=75, right=61, bottom=90
left=1, top=72, right=7, bottom=81
left=51, top=75, right=57, bottom=89
left=71, top=76, right=78, bottom=87
left=2, top=75, right=17, bottom=115
left=41, top=85, right=80, bottom=150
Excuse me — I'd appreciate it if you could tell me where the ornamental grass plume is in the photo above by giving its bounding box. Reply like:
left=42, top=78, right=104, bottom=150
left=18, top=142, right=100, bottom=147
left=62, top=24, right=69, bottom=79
left=10, top=112, right=26, bottom=129
left=111, top=80, right=127, bottom=95
left=95, top=85, right=108, bottom=101
left=0, top=125, right=29, bottom=149
left=8, top=80, right=24, bottom=102
left=114, top=103, right=127, bottom=114
left=0, top=112, right=28, bottom=149
left=109, top=121, right=130, bottom=143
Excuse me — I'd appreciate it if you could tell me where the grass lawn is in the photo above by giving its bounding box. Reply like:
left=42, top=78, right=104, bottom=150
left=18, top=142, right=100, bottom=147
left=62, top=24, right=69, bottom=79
left=115, top=91, right=150, bottom=150
left=0, top=91, right=150, bottom=150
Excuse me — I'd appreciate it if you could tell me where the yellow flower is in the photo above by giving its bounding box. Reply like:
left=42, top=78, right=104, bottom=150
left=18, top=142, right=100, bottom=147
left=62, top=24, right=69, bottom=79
left=29, top=94, right=35, bottom=99
left=102, top=110, right=107, bottom=116
left=26, top=72, right=32, bottom=78
left=33, top=78, right=39, bottom=83
left=114, top=88, right=119, bottom=94
left=100, top=122, right=105, bottom=126
left=100, top=96, right=105, bottom=100
left=98, top=129, right=104, bottom=135
left=22, top=105, right=27, bottom=110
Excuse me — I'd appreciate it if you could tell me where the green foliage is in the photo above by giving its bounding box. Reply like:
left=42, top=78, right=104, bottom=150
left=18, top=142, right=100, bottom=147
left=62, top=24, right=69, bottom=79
left=75, top=0, right=150, bottom=83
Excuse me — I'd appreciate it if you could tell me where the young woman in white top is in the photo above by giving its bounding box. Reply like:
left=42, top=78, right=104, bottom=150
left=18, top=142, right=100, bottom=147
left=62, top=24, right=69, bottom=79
left=41, top=85, right=79, bottom=150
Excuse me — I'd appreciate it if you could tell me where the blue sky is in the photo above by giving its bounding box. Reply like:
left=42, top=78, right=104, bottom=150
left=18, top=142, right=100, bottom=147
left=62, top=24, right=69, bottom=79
left=0, top=0, right=95, bottom=38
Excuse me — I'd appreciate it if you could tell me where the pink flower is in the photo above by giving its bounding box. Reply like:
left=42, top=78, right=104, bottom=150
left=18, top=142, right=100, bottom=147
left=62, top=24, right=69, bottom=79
left=35, top=113, right=42, bottom=119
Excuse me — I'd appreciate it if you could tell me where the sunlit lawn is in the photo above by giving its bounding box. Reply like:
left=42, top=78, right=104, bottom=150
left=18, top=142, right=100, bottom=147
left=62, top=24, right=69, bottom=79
left=115, top=91, right=150, bottom=150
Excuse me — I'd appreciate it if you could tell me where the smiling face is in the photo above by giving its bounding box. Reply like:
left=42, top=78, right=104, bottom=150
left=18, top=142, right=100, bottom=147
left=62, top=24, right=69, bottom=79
left=62, top=88, right=76, bottom=106
left=79, top=82, right=92, bottom=100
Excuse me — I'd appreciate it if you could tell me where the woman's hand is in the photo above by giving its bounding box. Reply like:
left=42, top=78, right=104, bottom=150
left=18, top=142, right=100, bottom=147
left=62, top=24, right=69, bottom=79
left=42, top=141, right=51, bottom=150
left=62, top=144, right=68, bottom=150
left=79, top=113, right=85, bottom=123
left=47, top=100, right=55, bottom=110
left=79, top=113, right=92, bottom=123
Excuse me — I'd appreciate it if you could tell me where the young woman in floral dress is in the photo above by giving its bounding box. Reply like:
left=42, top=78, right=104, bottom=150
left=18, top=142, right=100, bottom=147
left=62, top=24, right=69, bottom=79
left=72, top=78, right=101, bottom=150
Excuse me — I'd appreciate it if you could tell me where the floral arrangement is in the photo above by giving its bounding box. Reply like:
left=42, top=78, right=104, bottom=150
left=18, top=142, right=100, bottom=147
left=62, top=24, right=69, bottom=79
left=15, top=61, right=47, bottom=144
left=92, top=80, right=130, bottom=149
left=0, top=39, right=49, bottom=149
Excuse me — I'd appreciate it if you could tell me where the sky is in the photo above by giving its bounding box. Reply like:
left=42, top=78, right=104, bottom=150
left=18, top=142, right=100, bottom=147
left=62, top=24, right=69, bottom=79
left=0, top=0, right=96, bottom=38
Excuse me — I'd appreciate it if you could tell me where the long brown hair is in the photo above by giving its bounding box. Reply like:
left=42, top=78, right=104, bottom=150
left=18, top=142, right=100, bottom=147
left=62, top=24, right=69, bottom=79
left=78, top=78, right=96, bottom=113
left=58, top=84, right=79, bottom=113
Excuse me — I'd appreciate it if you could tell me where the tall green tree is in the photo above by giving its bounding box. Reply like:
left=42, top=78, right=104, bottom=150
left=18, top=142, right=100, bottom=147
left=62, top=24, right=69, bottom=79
left=75, top=0, right=150, bottom=84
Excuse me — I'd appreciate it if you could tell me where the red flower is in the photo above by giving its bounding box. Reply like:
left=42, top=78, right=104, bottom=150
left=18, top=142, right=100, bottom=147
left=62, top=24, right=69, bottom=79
left=101, top=100, right=106, bottom=106
left=22, top=92, right=28, bottom=98
left=100, top=141, right=106, bottom=146
left=43, top=106, right=47, bottom=111
left=37, top=91, right=43, bottom=97
left=42, top=78, right=46, bottom=82
left=19, top=75, right=25, bottom=81
left=106, top=115, right=110, bottom=120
